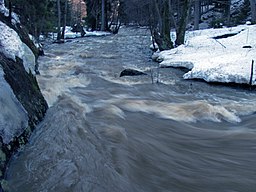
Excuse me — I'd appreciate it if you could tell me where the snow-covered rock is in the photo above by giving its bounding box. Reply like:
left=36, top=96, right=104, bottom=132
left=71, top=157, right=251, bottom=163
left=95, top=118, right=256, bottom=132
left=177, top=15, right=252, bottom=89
left=0, top=21, right=36, bottom=73
left=0, top=21, right=24, bottom=60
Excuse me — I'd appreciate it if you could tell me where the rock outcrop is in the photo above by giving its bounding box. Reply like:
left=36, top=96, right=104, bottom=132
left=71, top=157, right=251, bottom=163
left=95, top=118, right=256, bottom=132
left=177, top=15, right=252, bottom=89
left=0, top=2, right=48, bottom=190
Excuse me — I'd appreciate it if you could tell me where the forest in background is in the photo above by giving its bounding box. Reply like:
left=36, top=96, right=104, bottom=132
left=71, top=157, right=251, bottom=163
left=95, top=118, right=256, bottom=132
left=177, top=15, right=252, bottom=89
left=3, top=0, right=256, bottom=49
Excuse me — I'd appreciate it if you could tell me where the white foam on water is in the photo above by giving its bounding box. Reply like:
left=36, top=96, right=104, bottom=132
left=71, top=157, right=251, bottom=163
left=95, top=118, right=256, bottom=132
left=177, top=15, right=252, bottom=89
left=105, top=105, right=126, bottom=119
left=119, top=100, right=241, bottom=123
left=37, top=74, right=91, bottom=107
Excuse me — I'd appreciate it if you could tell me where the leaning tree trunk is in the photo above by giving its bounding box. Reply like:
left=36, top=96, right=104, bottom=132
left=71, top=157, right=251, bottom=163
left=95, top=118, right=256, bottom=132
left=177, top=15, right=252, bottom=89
left=249, top=0, right=256, bottom=23
left=175, top=0, right=191, bottom=46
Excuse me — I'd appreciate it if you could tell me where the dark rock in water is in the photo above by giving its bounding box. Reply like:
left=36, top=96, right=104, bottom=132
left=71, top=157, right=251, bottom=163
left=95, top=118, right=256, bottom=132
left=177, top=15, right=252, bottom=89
left=120, top=69, right=147, bottom=77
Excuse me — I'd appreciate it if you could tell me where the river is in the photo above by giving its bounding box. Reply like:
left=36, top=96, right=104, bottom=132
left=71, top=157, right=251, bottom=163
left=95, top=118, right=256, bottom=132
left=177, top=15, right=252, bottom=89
left=6, top=27, right=256, bottom=192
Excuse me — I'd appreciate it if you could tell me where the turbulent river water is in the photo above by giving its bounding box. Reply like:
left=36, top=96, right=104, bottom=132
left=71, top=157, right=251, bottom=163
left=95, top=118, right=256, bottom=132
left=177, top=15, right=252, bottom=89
left=6, top=27, right=256, bottom=192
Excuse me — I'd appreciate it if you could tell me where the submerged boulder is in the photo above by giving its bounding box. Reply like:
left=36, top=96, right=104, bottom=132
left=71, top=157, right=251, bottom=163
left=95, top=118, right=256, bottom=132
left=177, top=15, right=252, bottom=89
left=120, top=69, right=147, bottom=77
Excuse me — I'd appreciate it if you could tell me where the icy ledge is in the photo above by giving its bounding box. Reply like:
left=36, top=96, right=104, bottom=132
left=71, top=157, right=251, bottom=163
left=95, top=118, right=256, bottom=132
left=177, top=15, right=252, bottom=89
left=0, top=21, right=36, bottom=74
left=154, top=24, right=256, bottom=85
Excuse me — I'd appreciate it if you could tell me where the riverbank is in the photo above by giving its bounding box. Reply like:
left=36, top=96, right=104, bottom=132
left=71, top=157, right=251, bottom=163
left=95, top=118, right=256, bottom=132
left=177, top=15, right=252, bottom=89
left=153, top=24, right=256, bottom=85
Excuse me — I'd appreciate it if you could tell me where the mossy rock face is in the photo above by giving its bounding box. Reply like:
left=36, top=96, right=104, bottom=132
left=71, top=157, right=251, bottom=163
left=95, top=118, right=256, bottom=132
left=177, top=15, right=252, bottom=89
left=0, top=54, right=48, bottom=125
left=0, top=53, right=48, bottom=189
left=0, top=10, right=48, bottom=191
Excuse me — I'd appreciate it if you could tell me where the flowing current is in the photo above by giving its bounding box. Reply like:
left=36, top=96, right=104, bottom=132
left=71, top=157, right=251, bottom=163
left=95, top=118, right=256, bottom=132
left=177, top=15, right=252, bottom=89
left=6, top=27, right=256, bottom=192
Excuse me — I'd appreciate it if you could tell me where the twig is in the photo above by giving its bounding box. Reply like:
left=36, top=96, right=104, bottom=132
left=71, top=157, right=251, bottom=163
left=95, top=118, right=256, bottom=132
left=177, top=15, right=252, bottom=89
left=249, top=60, right=254, bottom=86
left=212, top=38, right=226, bottom=48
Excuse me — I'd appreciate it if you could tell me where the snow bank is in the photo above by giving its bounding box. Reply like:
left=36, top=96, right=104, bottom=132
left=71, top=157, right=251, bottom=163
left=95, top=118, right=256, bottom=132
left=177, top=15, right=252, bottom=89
left=155, top=24, right=256, bottom=85
left=0, top=69, right=28, bottom=144
left=48, top=27, right=111, bottom=39
left=0, top=21, right=36, bottom=73
left=85, top=30, right=111, bottom=37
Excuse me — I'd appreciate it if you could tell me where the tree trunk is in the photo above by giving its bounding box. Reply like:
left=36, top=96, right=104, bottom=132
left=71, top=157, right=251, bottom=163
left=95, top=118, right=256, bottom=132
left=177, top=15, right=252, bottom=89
left=194, top=0, right=200, bottom=30
left=175, top=0, right=191, bottom=46
left=153, top=0, right=162, bottom=33
left=224, top=0, right=231, bottom=26
left=61, top=0, right=68, bottom=39
left=162, top=0, right=173, bottom=49
left=101, top=0, right=106, bottom=31
left=249, top=0, right=256, bottom=23
left=57, top=0, right=61, bottom=41
left=152, top=0, right=174, bottom=51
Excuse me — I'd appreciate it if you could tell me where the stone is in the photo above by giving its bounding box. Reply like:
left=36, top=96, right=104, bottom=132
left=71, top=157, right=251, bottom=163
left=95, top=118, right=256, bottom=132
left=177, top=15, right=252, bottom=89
left=120, top=69, right=147, bottom=77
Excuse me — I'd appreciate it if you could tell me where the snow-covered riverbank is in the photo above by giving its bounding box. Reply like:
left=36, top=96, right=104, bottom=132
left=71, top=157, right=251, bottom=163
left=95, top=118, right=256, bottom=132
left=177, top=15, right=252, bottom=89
left=154, top=24, right=256, bottom=85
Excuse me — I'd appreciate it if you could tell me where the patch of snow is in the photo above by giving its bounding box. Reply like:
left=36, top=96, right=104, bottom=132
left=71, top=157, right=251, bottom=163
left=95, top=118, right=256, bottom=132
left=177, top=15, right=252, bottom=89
left=155, top=24, right=256, bottom=85
left=46, top=27, right=111, bottom=40
left=0, top=21, right=35, bottom=73
left=85, top=30, right=111, bottom=37
left=0, top=21, right=24, bottom=60
left=65, top=31, right=81, bottom=39
left=150, top=43, right=159, bottom=50
left=0, top=69, right=28, bottom=144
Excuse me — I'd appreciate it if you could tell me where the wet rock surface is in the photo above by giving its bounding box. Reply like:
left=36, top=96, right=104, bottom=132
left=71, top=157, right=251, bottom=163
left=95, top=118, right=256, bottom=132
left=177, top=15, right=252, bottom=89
left=0, top=11, right=48, bottom=191
left=120, top=68, right=147, bottom=77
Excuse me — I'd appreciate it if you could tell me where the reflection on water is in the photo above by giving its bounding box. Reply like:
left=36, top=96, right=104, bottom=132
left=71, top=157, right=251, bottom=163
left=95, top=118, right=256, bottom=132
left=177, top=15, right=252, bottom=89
left=6, top=27, right=256, bottom=192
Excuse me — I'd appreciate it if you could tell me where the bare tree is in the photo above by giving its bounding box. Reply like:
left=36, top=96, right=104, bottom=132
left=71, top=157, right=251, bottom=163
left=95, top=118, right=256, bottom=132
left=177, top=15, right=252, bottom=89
left=175, top=0, right=191, bottom=46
